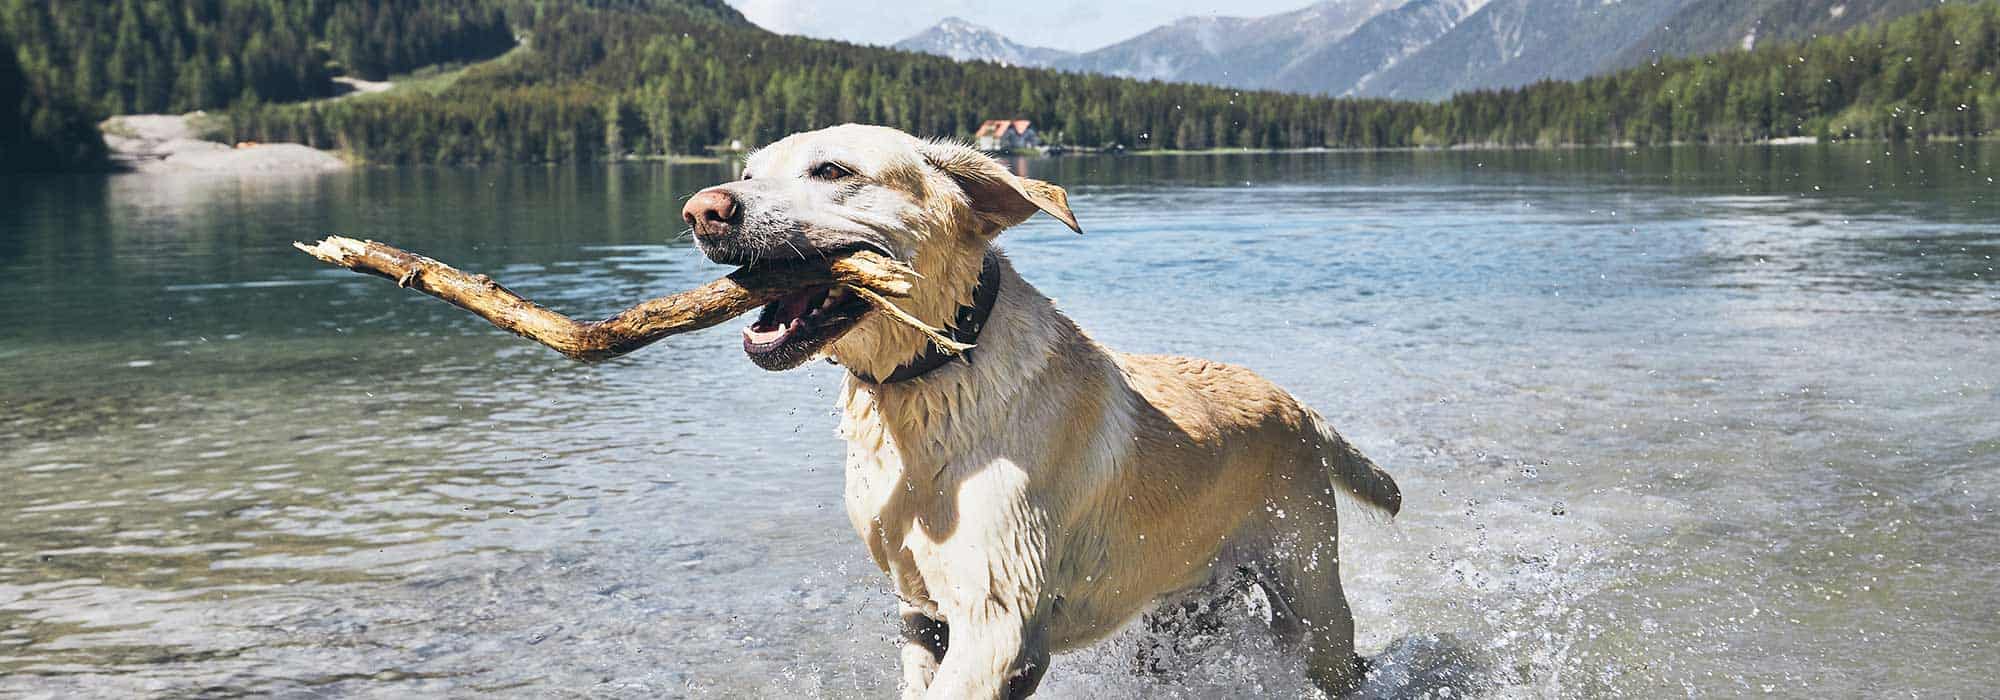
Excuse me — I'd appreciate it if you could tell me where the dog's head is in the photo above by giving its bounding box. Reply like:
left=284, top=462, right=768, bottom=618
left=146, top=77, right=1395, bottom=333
left=680, top=124, right=1079, bottom=376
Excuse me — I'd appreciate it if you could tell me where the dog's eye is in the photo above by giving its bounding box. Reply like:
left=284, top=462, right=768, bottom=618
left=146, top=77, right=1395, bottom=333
left=811, top=162, right=852, bottom=181
left=740, top=171, right=752, bottom=181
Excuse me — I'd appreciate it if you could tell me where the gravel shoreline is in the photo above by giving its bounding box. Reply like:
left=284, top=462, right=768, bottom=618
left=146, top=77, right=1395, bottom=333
left=102, top=113, right=349, bottom=175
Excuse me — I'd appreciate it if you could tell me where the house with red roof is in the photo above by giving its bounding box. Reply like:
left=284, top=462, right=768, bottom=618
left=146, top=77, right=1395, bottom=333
left=974, top=120, right=1039, bottom=151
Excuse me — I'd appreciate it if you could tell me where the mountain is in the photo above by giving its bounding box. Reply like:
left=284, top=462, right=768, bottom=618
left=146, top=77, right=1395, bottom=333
left=893, top=17, right=1073, bottom=67
left=1283, top=0, right=1488, bottom=96
left=898, top=0, right=1966, bottom=100
left=1615, top=0, right=1969, bottom=66
left=1357, top=0, right=1694, bottom=99
left=1055, top=0, right=1407, bottom=86
left=1353, top=0, right=1977, bottom=99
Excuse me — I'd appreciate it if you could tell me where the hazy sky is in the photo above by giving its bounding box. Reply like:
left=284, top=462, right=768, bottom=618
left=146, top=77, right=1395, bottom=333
left=722, top=0, right=1316, bottom=53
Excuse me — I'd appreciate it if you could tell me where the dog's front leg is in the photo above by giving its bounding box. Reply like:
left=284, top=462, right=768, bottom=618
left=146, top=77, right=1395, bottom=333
left=899, top=602, right=949, bottom=699
left=922, top=604, right=1048, bottom=700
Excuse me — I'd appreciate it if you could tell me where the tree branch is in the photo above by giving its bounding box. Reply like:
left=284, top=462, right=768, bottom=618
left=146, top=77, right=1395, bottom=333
left=294, top=236, right=919, bottom=362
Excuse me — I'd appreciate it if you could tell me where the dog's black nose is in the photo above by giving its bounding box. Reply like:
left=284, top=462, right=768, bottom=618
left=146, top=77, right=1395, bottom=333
left=682, top=189, right=740, bottom=237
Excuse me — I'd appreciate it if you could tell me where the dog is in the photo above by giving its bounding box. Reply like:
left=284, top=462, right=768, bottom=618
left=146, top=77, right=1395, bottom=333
left=681, top=124, right=1401, bottom=699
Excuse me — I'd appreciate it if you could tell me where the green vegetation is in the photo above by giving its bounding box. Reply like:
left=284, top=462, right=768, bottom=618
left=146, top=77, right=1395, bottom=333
left=225, top=1, right=1430, bottom=163
left=227, top=1, right=2000, bottom=165
left=361, top=42, right=533, bottom=97
left=1, top=32, right=107, bottom=171
left=7, top=0, right=2000, bottom=171
left=324, top=1, right=513, bottom=81
left=0, top=0, right=512, bottom=170
left=1458, top=2, right=2000, bottom=145
left=0, top=0, right=511, bottom=115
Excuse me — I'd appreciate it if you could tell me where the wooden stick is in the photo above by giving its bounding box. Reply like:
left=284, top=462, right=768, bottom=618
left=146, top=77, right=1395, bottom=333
left=294, top=236, right=920, bottom=362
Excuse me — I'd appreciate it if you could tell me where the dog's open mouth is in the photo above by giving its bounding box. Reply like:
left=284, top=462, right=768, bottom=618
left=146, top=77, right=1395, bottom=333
left=742, top=284, right=873, bottom=370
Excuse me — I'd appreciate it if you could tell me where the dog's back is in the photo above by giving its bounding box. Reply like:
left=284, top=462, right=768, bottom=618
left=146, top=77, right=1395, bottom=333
left=1116, top=353, right=1401, bottom=517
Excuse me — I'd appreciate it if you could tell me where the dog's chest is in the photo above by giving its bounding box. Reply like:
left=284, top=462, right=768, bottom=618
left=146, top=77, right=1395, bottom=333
left=839, top=380, right=1042, bottom=610
left=838, top=388, right=955, bottom=608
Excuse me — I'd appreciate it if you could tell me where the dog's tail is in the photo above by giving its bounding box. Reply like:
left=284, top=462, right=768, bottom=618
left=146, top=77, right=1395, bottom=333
left=1308, top=409, right=1401, bottom=518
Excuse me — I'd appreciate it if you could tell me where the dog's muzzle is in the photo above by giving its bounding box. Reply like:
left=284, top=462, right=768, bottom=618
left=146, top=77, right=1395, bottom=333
left=680, top=188, right=885, bottom=370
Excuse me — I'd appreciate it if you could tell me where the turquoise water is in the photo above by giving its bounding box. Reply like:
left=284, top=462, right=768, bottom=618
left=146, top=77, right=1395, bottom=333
left=2, top=144, right=1996, bottom=697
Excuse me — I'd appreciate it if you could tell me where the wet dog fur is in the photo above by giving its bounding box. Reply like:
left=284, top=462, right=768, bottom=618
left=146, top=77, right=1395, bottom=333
left=681, top=124, right=1401, bottom=699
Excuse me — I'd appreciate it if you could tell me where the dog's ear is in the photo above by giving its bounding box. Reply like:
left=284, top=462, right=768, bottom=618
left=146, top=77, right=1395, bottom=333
left=921, top=141, right=1082, bottom=234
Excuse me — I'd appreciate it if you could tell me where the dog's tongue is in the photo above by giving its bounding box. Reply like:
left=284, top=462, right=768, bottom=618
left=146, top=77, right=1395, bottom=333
left=745, top=320, right=794, bottom=345
left=745, top=288, right=821, bottom=345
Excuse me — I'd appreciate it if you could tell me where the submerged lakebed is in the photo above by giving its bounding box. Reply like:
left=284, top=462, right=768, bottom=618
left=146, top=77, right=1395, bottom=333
left=2, top=145, right=1996, bottom=697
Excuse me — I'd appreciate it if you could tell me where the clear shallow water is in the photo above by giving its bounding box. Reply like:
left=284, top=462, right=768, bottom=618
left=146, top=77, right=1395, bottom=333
left=1, top=145, right=1996, bottom=698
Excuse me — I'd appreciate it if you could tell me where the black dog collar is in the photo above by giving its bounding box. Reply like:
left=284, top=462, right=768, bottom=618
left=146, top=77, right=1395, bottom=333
left=853, top=253, right=1003, bottom=385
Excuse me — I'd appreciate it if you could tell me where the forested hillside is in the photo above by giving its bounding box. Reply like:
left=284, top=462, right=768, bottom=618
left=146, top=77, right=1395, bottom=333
left=0, top=0, right=515, bottom=170
left=0, top=0, right=512, bottom=115
left=1432, top=2, right=2000, bottom=145
left=7, top=0, right=2000, bottom=171
left=1, top=33, right=107, bottom=171
left=1617, top=0, right=1963, bottom=67
left=227, top=1, right=1424, bottom=163
left=229, top=1, right=2000, bottom=164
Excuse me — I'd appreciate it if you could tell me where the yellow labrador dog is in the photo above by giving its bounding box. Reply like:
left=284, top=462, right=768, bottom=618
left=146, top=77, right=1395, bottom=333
left=680, top=124, right=1400, bottom=699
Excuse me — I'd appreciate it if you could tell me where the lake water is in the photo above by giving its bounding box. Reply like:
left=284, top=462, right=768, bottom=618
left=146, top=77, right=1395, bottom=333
left=2, top=145, right=1996, bottom=698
